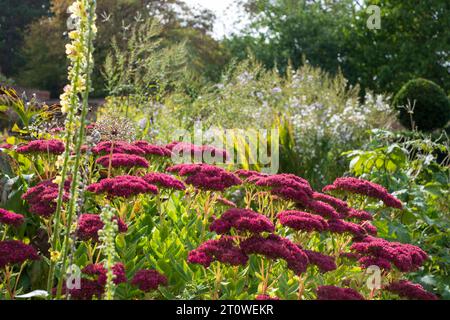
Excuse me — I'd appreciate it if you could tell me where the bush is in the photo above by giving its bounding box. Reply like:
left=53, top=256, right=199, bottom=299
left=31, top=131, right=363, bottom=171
left=393, top=78, right=450, bottom=131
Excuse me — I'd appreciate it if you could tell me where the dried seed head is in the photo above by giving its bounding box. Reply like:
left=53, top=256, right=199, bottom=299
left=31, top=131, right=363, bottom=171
left=95, top=115, right=136, bottom=142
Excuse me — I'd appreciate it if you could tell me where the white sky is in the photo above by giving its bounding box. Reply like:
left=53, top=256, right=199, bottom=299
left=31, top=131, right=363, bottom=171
left=183, top=0, right=246, bottom=38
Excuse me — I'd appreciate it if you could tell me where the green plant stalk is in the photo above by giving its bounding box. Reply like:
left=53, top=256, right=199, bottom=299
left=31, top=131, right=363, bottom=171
left=46, top=56, right=82, bottom=297
left=56, top=1, right=96, bottom=299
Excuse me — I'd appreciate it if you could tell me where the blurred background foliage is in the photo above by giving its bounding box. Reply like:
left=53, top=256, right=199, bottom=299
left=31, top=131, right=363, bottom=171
left=0, top=0, right=449, bottom=98
left=0, top=0, right=449, bottom=298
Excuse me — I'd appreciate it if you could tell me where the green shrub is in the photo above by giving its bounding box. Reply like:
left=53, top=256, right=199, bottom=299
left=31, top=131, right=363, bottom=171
left=393, top=78, right=450, bottom=131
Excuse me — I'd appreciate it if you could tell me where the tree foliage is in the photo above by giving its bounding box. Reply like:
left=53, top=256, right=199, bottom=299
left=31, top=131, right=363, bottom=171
left=17, top=0, right=227, bottom=97
left=225, top=0, right=450, bottom=94
left=0, top=0, right=50, bottom=76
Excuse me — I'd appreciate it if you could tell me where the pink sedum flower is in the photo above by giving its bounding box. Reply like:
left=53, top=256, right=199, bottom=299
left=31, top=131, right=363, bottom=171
left=188, top=236, right=248, bottom=268
left=303, top=249, right=337, bottom=273
left=76, top=214, right=128, bottom=242
left=0, top=240, right=39, bottom=268
left=255, top=294, right=280, bottom=300
left=92, top=141, right=145, bottom=156
left=133, top=141, right=172, bottom=157
left=316, top=285, right=365, bottom=300
left=87, top=175, right=158, bottom=198
left=131, top=269, right=168, bottom=292
left=143, top=173, right=186, bottom=191
left=166, top=141, right=228, bottom=162
left=167, top=164, right=242, bottom=191
left=96, top=153, right=149, bottom=169
left=16, top=139, right=65, bottom=155
left=277, top=210, right=328, bottom=233
left=323, top=177, right=403, bottom=209
left=385, top=280, right=438, bottom=300
left=22, top=180, right=70, bottom=217
left=0, top=208, right=25, bottom=227
left=64, top=263, right=126, bottom=300
left=350, top=236, right=428, bottom=272
left=240, top=234, right=309, bottom=275
left=210, top=208, right=275, bottom=235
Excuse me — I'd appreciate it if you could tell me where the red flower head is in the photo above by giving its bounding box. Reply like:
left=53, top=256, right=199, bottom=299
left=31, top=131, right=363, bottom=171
left=64, top=262, right=126, bottom=300
left=166, top=141, right=228, bottom=162
left=305, top=200, right=341, bottom=219
left=316, top=286, right=365, bottom=300
left=350, top=236, right=428, bottom=272
left=210, top=208, right=275, bottom=235
left=323, top=177, right=403, bottom=209
left=256, top=174, right=313, bottom=205
left=255, top=294, right=280, bottom=300
left=131, top=269, right=168, bottom=292
left=133, top=141, right=172, bottom=157
left=0, top=240, right=39, bottom=268
left=240, top=234, right=309, bottom=275
left=167, top=164, right=242, bottom=191
left=358, top=256, right=391, bottom=271
left=22, top=180, right=70, bottom=217
left=234, top=170, right=269, bottom=184
left=328, top=219, right=367, bottom=237
left=87, top=175, right=158, bottom=198
left=76, top=214, right=128, bottom=242
left=303, top=249, right=337, bottom=273
left=143, top=173, right=186, bottom=191
left=277, top=210, right=328, bottom=233
left=347, top=208, right=373, bottom=221
left=188, top=236, right=248, bottom=268
left=96, top=153, right=149, bottom=169
left=0, top=208, right=25, bottom=227
left=16, top=139, right=65, bottom=155
left=92, top=141, right=145, bottom=156
left=312, top=192, right=351, bottom=217
left=385, top=280, right=438, bottom=300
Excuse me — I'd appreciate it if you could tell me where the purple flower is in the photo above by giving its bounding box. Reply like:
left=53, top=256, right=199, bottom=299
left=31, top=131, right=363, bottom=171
left=305, top=200, right=340, bottom=219
left=131, top=269, right=168, bottom=292
left=76, top=214, right=128, bottom=242
left=347, top=208, right=373, bottom=221
left=358, top=256, right=391, bottom=271
left=166, top=141, right=228, bottom=162
left=92, top=141, right=146, bottom=156
left=167, top=164, right=242, bottom=191
left=143, top=173, right=186, bottom=191
left=87, top=175, right=158, bottom=198
left=323, top=177, right=403, bottom=209
left=16, top=139, right=65, bottom=155
left=133, top=141, right=172, bottom=157
left=328, top=219, right=366, bottom=237
left=0, top=240, right=39, bottom=268
left=304, top=249, right=337, bottom=273
left=96, top=153, right=149, bottom=169
left=316, top=285, right=365, bottom=300
left=350, top=236, right=428, bottom=272
left=312, top=192, right=350, bottom=217
left=0, top=208, right=25, bottom=227
left=277, top=210, right=328, bottom=233
left=255, top=294, right=280, bottom=300
left=210, top=208, right=274, bottom=235
left=240, top=234, right=308, bottom=275
left=188, top=236, right=248, bottom=268
left=64, top=262, right=126, bottom=300
left=255, top=174, right=313, bottom=204
left=22, top=180, right=70, bottom=217
left=385, top=280, right=438, bottom=300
